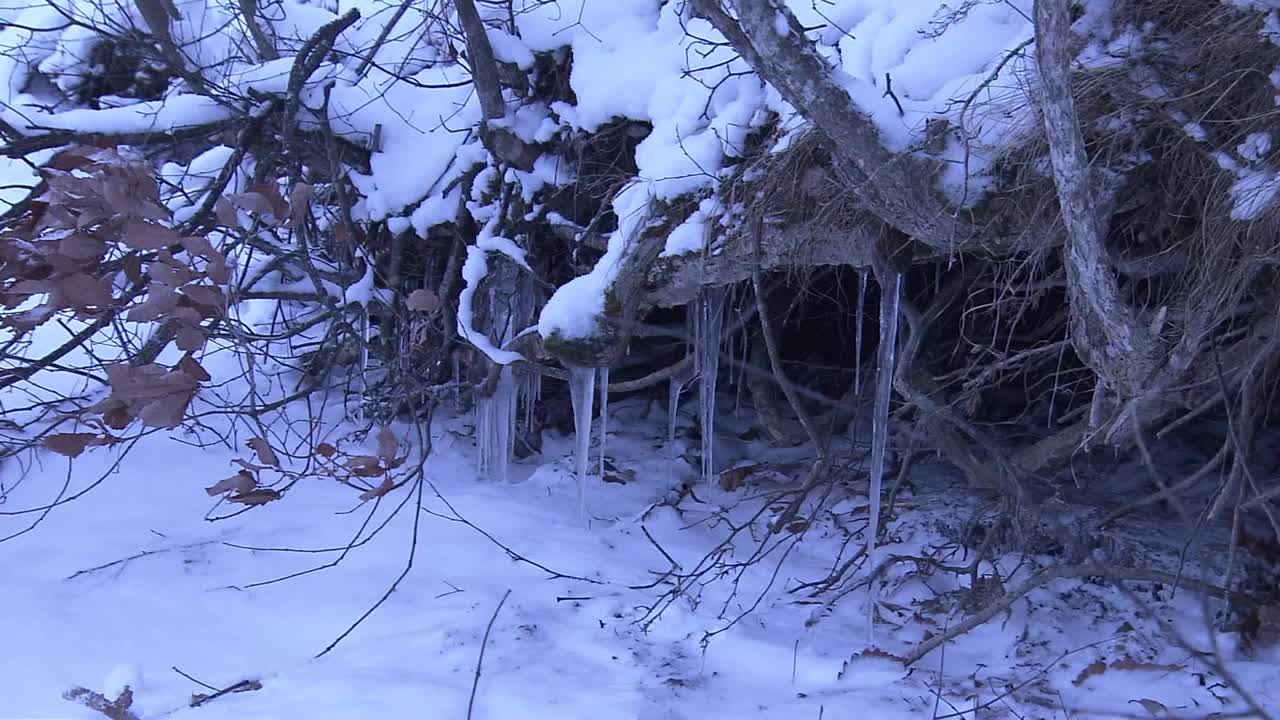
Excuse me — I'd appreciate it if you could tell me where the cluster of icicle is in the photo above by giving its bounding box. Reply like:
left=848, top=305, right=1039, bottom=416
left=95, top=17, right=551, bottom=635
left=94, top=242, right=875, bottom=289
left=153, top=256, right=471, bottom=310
left=475, top=271, right=902, bottom=538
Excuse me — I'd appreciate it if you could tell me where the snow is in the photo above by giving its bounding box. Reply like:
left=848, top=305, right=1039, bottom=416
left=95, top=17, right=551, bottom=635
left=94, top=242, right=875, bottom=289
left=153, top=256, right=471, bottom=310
left=5, top=388, right=1280, bottom=719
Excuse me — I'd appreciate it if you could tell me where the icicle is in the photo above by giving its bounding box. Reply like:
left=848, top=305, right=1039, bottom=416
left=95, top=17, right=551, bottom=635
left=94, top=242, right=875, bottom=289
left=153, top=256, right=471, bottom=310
left=695, top=287, right=726, bottom=486
left=598, top=367, right=609, bottom=478
left=866, top=271, right=902, bottom=642
left=854, top=268, right=868, bottom=397
left=476, top=366, right=516, bottom=482
left=668, top=358, right=697, bottom=476
left=567, top=365, right=596, bottom=523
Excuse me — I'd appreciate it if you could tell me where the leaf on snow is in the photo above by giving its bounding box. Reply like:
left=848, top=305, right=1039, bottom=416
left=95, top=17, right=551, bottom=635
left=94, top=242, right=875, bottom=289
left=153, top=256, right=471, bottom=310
left=1073, top=657, right=1184, bottom=686
left=1130, top=698, right=1168, bottom=717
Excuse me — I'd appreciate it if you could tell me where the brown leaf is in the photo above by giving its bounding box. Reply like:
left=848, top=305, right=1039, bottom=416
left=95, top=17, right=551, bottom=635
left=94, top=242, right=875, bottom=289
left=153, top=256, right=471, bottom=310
left=345, top=455, right=385, bottom=477
left=1073, top=660, right=1107, bottom=686
left=718, top=464, right=757, bottom=491
left=56, top=273, right=112, bottom=310
left=103, top=404, right=132, bottom=430
left=1131, top=698, right=1168, bottom=717
left=181, top=284, right=224, bottom=310
left=1073, top=657, right=1183, bottom=686
left=246, top=437, right=280, bottom=467
left=316, top=442, right=337, bottom=458
left=377, top=426, right=397, bottom=463
left=289, top=183, right=313, bottom=227
left=123, top=254, right=143, bottom=284
left=122, top=218, right=181, bottom=250
left=358, top=477, right=395, bottom=501
left=179, top=235, right=216, bottom=258
left=126, top=286, right=178, bottom=322
left=1, top=302, right=56, bottom=331
left=149, top=259, right=195, bottom=287
left=137, top=389, right=195, bottom=428
left=206, top=470, right=256, bottom=496
left=214, top=196, right=239, bottom=228
left=405, top=288, right=440, bottom=313
left=205, top=253, right=230, bottom=285
left=179, top=353, right=211, bottom=382
left=175, top=325, right=206, bottom=352
left=226, top=191, right=274, bottom=216
left=45, top=432, right=109, bottom=458
left=251, top=182, right=290, bottom=218
left=59, top=234, right=106, bottom=261
left=228, top=488, right=281, bottom=506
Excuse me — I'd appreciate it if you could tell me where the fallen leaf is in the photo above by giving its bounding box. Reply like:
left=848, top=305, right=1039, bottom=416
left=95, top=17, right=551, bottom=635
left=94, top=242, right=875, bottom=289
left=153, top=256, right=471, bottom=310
left=316, top=442, right=336, bottom=458
left=1131, top=698, right=1168, bottom=717
left=719, top=464, right=757, bottom=491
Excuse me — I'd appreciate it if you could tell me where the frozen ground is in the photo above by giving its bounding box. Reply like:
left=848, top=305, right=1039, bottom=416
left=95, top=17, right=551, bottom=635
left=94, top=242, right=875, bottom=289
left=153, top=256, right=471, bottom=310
left=3, top=392, right=1279, bottom=720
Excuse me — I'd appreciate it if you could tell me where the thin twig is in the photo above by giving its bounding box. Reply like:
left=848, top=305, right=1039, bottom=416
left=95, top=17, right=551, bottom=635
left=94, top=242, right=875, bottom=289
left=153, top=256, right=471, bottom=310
left=467, top=589, right=512, bottom=720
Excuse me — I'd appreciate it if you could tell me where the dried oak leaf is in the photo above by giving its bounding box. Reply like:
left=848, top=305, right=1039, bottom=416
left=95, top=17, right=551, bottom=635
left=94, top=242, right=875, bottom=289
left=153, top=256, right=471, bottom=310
left=358, top=477, right=396, bottom=501
left=228, top=488, right=281, bottom=506
left=122, top=218, right=181, bottom=250
left=125, top=286, right=178, bottom=322
left=175, top=325, right=207, bottom=352
left=178, top=353, right=211, bottom=382
left=206, top=470, right=256, bottom=496
left=345, top=455, right=385, bottom=478
left=246, top=437, right=280, bottom=467
left=718, top=464, right=757, bottom=491
left=45, top=432, right=112, bottom=458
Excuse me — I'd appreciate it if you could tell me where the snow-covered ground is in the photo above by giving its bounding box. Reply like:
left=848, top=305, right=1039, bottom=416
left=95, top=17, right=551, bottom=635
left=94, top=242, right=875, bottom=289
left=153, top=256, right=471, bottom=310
left=4, top=390, right=1279, bottom=719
